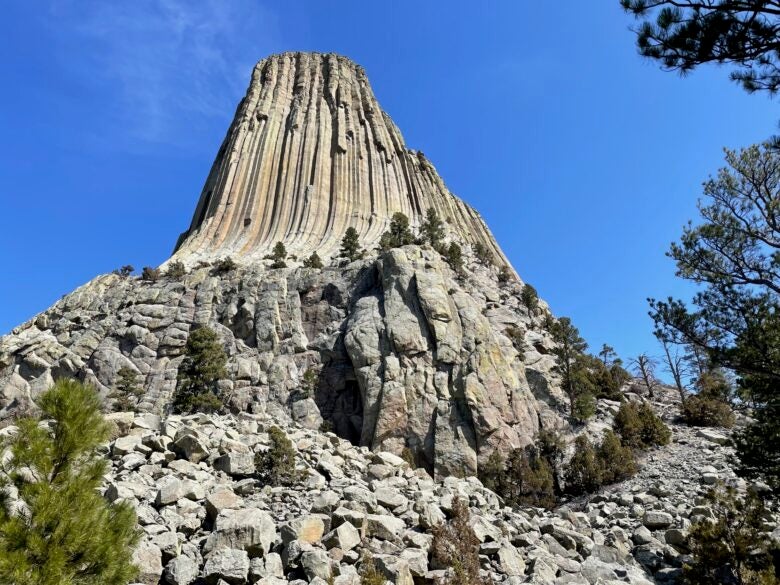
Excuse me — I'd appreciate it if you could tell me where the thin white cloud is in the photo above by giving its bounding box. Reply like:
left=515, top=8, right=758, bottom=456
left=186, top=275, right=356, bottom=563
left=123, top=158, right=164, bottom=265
left=46, top=0, right=280, bottom=145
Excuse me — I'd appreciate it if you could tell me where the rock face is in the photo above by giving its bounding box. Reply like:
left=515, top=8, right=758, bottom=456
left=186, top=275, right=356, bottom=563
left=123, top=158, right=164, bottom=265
left=172, top=52, right=507, bottom=266
left=0, top=52, right=566, bottom=477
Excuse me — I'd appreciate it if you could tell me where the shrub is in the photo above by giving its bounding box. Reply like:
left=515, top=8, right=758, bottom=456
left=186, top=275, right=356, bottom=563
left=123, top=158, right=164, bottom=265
left=573, top=391, right=597, bottom=421
left=172, top=326, right=227, bottom=414
left=443, top=242, right=464, bottom=274
left=112, top=264, right=134, bottom=277
left=564, top=435, right=604, bottom=496
left=379, top=212, right=414, bottom=250
left=521, top=283, right=539, bottom=315
left=505, top=325, right=525, bottom=359
left=614, top=401, right=671, bottom=449
left=302, top=252, right=323, bottom=269
left=421, top=207, right=445, bottom=248
left=480, top=439, right=559, bottom=508
left=213, top=257, right=237, bottom=273
left=340, top=227, right=363, bottom=261
left=165, top=260, right=186, bottom=279
left=682, top=395, right=736, bottom=428
left=588, top=357, right=632, bottom=401
left=141, top=266, right=161, bottom=282
left=298, top=368, right=318, bottom=399
left=255, top=426, right=301, bottom=486
left=497, top=265, right=513, bottom=283
left=505, top=447, right=557, bottom=509
left=431, top=497, right=489, bottom=585
left=472, top=242, right=494, bottom=266
left=401, top=447, right=416, bottom=468
left=110, top=366, right=143, bottom=411
left=358, top=552, right=386, bottom=585
left=271, top=242, right=287, bottom=269
left=0, top=380, right=140, bottom=585
left=597, top=430, right=637, bottom=484
left=683, top=485, right=778, bottom=585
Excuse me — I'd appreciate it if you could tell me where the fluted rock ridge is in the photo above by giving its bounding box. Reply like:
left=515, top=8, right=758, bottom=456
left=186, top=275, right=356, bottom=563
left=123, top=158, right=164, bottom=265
left=173, top=52, right=507, bottom=265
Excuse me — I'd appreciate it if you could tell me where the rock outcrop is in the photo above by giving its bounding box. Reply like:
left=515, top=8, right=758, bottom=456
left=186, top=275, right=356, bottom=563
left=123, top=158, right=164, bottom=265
left=0, top=52, right=566, bottom=477
left=172, top=52, right=508, bottom=266
left=0, top=390, right=754, bottom=585
left=0, top=246, right=561, bottom=477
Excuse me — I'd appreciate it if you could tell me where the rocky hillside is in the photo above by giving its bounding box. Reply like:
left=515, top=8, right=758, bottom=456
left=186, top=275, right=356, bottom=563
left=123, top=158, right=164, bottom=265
left=0, top=246, right=564, bottom=478
left=13, top=388, right=741, bottom=585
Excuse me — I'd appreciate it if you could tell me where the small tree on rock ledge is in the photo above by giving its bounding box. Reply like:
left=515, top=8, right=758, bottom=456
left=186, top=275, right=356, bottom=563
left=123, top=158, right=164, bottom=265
left=173, top=326, right=227, bottom=413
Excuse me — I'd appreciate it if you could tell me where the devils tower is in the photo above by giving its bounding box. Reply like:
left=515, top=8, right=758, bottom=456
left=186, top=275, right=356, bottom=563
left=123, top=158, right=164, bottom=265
left=172, top=52, right=508, bottom=266
left=0, top=52, right=563, bottom=477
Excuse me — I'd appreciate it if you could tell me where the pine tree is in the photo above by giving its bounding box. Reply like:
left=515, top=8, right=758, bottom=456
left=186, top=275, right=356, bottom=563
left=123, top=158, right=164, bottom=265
left=173, top=326, right=227, bottom=413
left=302, top=252, right=323, bottom=269
left=271, top=242, right=287, bottom=269
left=520, top=284, right=539, bottom=316
left=340, top=227, right=363, bottom=262
left=443, top=242, right=464, bottom=274
left=255, top=426, right=301, bottom=486
left=550, top=317, right=595, bottom=420
left=472, top=242, right=494, bottom=266
left=421, top=207, right=445, bottom=249
left=0, top=379, right=140, bottom=585
left=110, top=366, right=143, bottom=411
left=379, top=212, right=414, bottom=250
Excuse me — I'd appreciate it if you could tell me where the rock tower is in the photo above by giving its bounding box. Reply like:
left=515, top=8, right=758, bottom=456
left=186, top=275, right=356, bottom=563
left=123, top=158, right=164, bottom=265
left=0, top=53, right=564, bottom=477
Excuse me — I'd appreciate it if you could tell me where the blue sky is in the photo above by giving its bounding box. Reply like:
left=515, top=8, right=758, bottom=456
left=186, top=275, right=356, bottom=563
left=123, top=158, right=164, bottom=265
left=0, top=1, right=776, bottom=369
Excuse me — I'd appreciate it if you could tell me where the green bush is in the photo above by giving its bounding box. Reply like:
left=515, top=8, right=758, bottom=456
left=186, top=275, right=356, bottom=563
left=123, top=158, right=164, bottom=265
left=302, top=252, right=323, bottom=269
left=255, top=426, right=301, bottom=486
left=340, top=227, right=363, bottom=261
left=431, top=497, right=489, bottom=585
left=165, top=260, right=186, bottom=279
left=421, top=207, right=445, bottom=249
left=597, top=430, right=637, bottom=484
left=271, top=242, right=287, bottom=269
left=112, top=265, right=134, bottom=277
left=521, top=283, right=539, bottom=315
left=472, top=242, right=494, bottom=266
left=573, top=391, right=597, bottom=421
left=141, top=266, right=160, bottom=282
left=110, top=366, right=143, bottom=411
left=443, top=242, right=464, bottom=274
left=683, top=486, right=778, bottom=585
left=498, top=265, right=513, bottom=283
left=213, top=257, right=237, bottom=273
left=379, top=212, right=414, bottom=250
left=614, top=401, right=671, bottom=449
left=173, top=326, right=227, bottom=413
left=480, top=439, right=559, bottom=509
left=682, top=395, right=736, bottom=428
left=0, top=380, right=140, bottom=585
left=564, top=435, right=604, bottom=496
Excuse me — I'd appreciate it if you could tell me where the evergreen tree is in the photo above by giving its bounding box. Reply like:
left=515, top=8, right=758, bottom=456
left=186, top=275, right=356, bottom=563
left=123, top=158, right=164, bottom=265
left=520, top=283, right=539, bottom=316
left=340, top=227, right=363, bottom=262
left=443, top=242, right=464, bottom=274
left=622, top=1, right=780, bottom=94
left=379, top=212, right=414, bottom=250
left=551, top=317, right=595, bottom=420
left=302, top=252, right=323, bottom=269
left=472, top=242, right=494, bottom=266
left=173, top=326, right=227, bottom=413
left=110, top=366, right=143, bottom=411
left=271, top=242, right=287, bottom=269
left=649, top=144, right=780, bottom=493
left=112, top=265, right=134, bottom=277
left=255, top=426, right=301, bottom=486
left=0, top=379, right=140, bottom=585
left=141, top=266, right=160, bottom=282
left=564, top=435, right=603, bottom=496
left=165, top=260, right=186, bottom=279
left=421, top=207, right=445, bottom=249
left=597, top=430, right=637, bottom=484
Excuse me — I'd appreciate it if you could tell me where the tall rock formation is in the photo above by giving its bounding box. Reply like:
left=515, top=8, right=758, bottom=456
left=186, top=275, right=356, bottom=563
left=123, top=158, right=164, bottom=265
left=0, top=52, right=565, bottom=477
left=172, top=52, right=507, bottom=266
